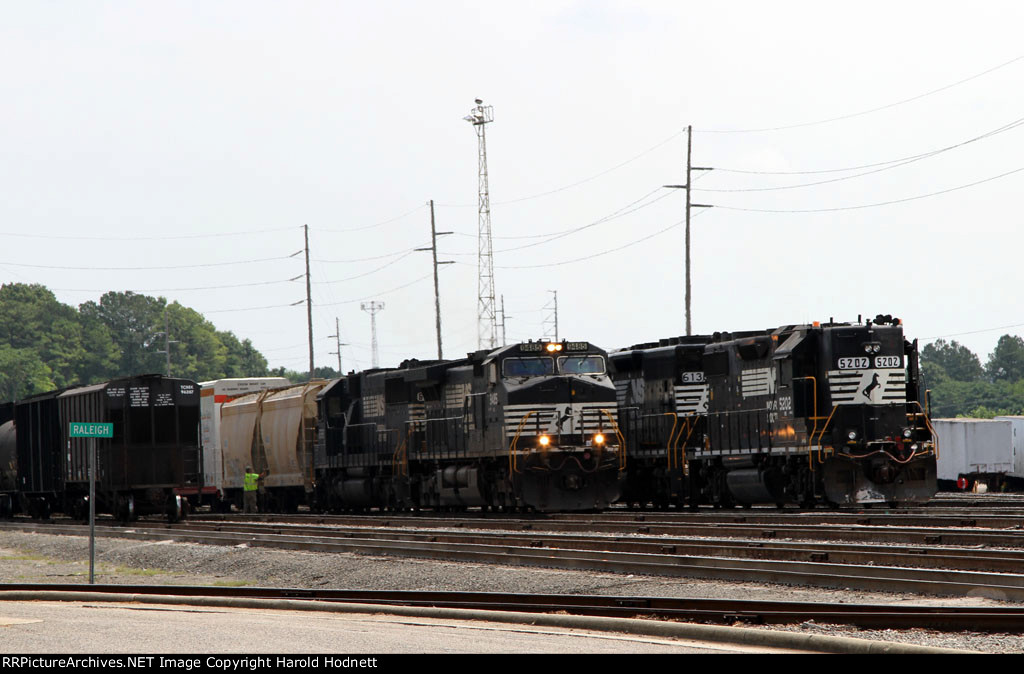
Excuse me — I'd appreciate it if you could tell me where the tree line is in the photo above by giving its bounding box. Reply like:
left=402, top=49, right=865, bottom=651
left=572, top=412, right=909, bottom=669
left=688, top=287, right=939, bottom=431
left=0, top=283, right=279, bottom=400
left=920, top=336, right=1024, bottom=418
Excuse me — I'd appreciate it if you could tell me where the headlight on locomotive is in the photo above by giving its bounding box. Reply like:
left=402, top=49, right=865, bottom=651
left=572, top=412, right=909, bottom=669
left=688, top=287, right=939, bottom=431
left=593, top=433, right=605, bottom=445
left=847, top=430, right=858, bottom=441
left=903, top=428, right=913, bottom=439
left=538, top=435, right=551, bottom=447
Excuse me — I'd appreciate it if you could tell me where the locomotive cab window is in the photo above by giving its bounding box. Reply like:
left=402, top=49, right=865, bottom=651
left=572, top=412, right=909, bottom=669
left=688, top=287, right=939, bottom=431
left=502, top=357, right=555, bottom=377
left=557, top=355, right=605, bottom=375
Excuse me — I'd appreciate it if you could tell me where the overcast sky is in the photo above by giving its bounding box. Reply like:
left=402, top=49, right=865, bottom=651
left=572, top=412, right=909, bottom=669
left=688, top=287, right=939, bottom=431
left=2, top=1, right=1022, bottom=373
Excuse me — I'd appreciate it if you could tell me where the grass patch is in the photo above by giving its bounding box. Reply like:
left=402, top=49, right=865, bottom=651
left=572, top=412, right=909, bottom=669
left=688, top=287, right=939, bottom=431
left=211, top=580, right=249, bottom=587
left=111, top=566, right=166, bottom=577
left=0, top=554, right=49, bottom=561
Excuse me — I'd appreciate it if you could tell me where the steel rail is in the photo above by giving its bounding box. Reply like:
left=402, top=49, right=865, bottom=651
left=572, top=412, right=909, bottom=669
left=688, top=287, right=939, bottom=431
left=188, top=512, right=1024, bottom=547
left=188, top=508, right=1024, bottom=531
left=0, top=583, right=1022, bottom=632
left=35, top=518, right=1024, bottom=573
left=6, top=520, right=1024, bottom=603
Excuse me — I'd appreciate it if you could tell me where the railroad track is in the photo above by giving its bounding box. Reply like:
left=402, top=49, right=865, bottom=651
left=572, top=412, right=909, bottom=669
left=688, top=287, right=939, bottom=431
left=6, top=515, right=1024, bottom=603
left=2, top=582, right=1023, bottom=633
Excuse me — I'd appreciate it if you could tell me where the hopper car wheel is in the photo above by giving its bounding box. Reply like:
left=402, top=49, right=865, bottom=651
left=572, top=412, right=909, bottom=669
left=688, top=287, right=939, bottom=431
left=33, top=499, right=51, bottom=520
left=167, top=495, right=185, bottom=523
left=117, top=494, right=136, bottom=523
left=70, top=498, right=87, bottom=521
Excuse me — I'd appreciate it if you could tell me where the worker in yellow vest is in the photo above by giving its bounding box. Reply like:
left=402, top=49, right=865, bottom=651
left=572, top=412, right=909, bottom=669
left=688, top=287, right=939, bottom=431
left=243, top=466, right=268, bottom=513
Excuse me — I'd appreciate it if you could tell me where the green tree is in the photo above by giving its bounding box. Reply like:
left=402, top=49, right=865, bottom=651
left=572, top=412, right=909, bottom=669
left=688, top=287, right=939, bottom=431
left=920, top=339, right=984, bottom=382
left=0, top=283, right=89, bottom=388
left=0, top=345, right=54, bottom=400
left=79, top=291, right=166, bottom=376
left=986, top=334, right=1024, bottom=382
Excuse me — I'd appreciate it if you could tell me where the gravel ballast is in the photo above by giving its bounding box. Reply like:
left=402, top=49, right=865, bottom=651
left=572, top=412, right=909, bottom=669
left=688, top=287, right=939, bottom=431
left=0, top=530, right=1022, bottom=653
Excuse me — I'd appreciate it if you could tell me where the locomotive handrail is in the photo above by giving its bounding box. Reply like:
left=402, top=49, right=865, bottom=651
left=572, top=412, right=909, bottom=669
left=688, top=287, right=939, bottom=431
left=811, top=407, right=835, bottom=465
left=814, top=406, right=839, bottom=461
left=598, top=409, right=627, bottom=471
left=391, top=430, right=408, bottom=477
left=664, top=413, right=679, bottom=469
left=793, top=376, right=821, bottom=471
left=909, top=400, right=939, bottom=458
left=508, top=411, right=538, bottom=475
left=674, top=414, right=700, bottom=478
left=392, top=421, right=424, bottom=477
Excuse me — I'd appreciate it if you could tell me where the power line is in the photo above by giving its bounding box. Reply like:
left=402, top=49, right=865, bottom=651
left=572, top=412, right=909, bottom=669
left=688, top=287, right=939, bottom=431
left=313, top=244, right=428, bottom=264
left=314, top=273, right=435, bottom=307
left=0, top=254, right=296, bottom=271
left=205, top=301, right=304, bottom=314
left=711, top=165, right=1024, bottom=213
left=494, top=189, right=675, bottom=254
left=699, top=53, right=1024, bottom=134
left=315, top=204, right=428, bottom=233
left=436, top=128, right=688, bottom=208
left=52, top=277, right=303, bottom=293
left=491, top=210, right=708, bottom=269
left=442, top=187, right=673, bottom=255
left=922, top=323, right=1024, bottom=342
left=313, top=250, right=419, bottom=284
left=0, top=225, right=299, bottom=241
left=703, top=114, right=1024, bottom=185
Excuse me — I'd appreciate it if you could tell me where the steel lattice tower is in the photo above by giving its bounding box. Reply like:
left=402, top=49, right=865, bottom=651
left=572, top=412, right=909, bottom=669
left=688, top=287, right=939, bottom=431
left=464, top=98, right=497, bottom=350
left=360, top=301, right=384, bottom=368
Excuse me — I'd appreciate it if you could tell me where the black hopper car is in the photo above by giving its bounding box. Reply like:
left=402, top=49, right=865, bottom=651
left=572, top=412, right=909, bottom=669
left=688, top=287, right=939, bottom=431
left=314, top=340, right=624, bottom=512
left=613, top=315, right=938, bottom=508
left=0, top=375, right=201, bottom=521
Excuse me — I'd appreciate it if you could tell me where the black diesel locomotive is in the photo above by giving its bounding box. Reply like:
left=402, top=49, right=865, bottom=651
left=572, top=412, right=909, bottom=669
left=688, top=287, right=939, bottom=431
left=314, top=340, right=624, bottom=511
left=0, top=375, right=201, bottom=521
left=613, top=315, right=937, bottom=507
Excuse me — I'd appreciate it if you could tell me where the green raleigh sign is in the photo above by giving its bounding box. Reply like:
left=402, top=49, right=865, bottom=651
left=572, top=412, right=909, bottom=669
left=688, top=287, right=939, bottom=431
left=69, top=423, right=113, bottom=438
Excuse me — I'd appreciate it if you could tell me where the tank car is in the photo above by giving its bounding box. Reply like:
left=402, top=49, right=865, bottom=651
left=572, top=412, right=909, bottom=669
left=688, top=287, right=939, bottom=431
left=314, top=339, right=624, bottom=512
left=0, top=375, right=201, bottom=521
left=614, top=316, right=938, bottom=507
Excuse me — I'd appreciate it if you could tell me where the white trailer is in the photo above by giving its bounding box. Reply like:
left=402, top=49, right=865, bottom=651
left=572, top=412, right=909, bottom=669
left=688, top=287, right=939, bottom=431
left=933, top=418, right=1019, bottom=489
left=199, top=377, right=289, bottom=506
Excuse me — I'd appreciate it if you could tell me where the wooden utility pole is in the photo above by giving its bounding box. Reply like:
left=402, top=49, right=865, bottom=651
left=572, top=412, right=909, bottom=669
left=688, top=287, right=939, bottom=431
left=328, top=317, right=348, bottom=374
left=416, top=200, right=453, bottom=359
left=667, top=126, right=713, bottom=336
left=305, top=224, right=314, bottom=378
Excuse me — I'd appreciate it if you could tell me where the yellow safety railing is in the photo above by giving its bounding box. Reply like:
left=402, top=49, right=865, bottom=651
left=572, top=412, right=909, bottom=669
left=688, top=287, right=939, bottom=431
left=664, top=413, right=680, bottom=469
left=793, top=376, right=829, bottom=470
left=675, top=415, right=700, bottom=477
left=391, top=425, right=413, bottom=477
left=909, top=400, right=939, bottom=458
left=811, top=405, right=839, bottom=464
left=508, top=411, right=538, bottom=475
left=599, top=409, right=627, bottom=471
